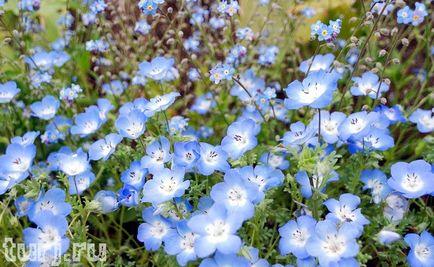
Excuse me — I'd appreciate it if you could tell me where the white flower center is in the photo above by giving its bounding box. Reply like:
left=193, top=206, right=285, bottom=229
left=158, top=177, right=178, bottom=194
left=226, top=186, right=247, bottom=206
left=323, top=235, right=345, bottom=256
left=150, top=221, right=167, bottom=238
left=180, top=233, right=196, bottom=252
left=205, top=220, right=229, bottom=242
left=401, top=172, right=424, bottom=192
left=415, top=244, right=431, bottom=261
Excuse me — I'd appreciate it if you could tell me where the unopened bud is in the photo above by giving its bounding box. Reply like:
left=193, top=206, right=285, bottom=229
left=401, top=38, right=409, bottom=46
left=379, top=50, right=387, bottom=57
left=380, top=97, right=387, bottom=105
left=384, top=78, right=391, bottom=85
left=392, top=58, right=400, bottom=64
left=167, top=7, right=173, bottom=13
left=178, top=31, right=184, bottom=38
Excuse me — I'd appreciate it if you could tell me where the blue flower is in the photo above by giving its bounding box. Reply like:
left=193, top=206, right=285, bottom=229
left=142, top=167, right=189, bottom=205
left=257, top=45, right=279, bottom=65
left=360, top=169, right=392, bottom=204
left=299, top=54, right=335, bottom=74
left=221, top=119, right=258, bottom=160
left=404, top=231, right=434, bottom=267
left=94, top=190, right=119, bottom=213
left=85, top=39, right=109, bottom=52
left=383, top=193, right=408, bottom=224
left=89, top=133, right=123, bottom=161
left=338, top=111, right=376, bottom=141
left=378, top=230, right=401, bottom=245
left=197, top=143, right=230, bottom=175
left=141, top=136, right=172, bottom=172
left=118, top=185, right=140, bottom=207
left=200, top=251, right=250, bottom=267
left=23, top=214, right=69, bottom=261
left=409, top=108, right=433, bottom=133
left=239, top=165, right=284, bottom=202
left=351, top=71, right=389, bottom=99
left=137, top=207, right=176, bottom=251
left=210, top=63, right=234, bottom=84
left=115, top=109, right=147, bottom=139
left=236, top=27, right=254, bottom=41
left=314, top=110, right=346, bottom=144
left=70, top=106, right=104, bottom=137
left=278, top=215, right=317, bottom=259
left=134, top=19, right=151, bottom=34
left=57, top=148, right=90, bottom=176
left=295, top=170, right=339, bottom=198
left=102, top=80, right=126, bottom=96
left=138, top=0, right=158, bottom=15
left=323, top=193, right=370, bottom=234
left=173, top=141, right=200, bottom=171
left=144, top=92, right=180, bottom=117
left=259, top=152, right=290, bottom=170
left=284, top=70, right=339, bottom=109
left=191, top=92, right=216, bottom=115
left=411, top=3, right=428, bottom=26
left=138, top=57, right=176, bottom=81
left=188, top=204, right=243, bottom=257
left=387, top=160, right=434, bottom=199
left=68, top=171, right=95, bottom=195
left=373, top=105, right=406, bottom=125
left=305, top=220, right=361, bottom=266
left=0, top=81, right=20, bottom=103
left=282, top=121, right=317, bottom=147
left=0, top=143, right=36, bottom=174
left=164, top=220, right=199, bottom=266
left=15, top=196, right=34, bottom=217
left=210, top=169, right=258, bottom=220
left=121, top=160, right=148, bottom=190
left=397, top=6, right=413, bottom=24
left=168, top=116, right=189, bottom=135
left=30, top=95, right=60, bottom=120
left=28, top=188, right=72, bottom=223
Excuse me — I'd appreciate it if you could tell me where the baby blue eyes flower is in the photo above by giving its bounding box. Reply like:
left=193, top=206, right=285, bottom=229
left=0, top=81, right=20, bottom=103
left=191, top=92, right=216, bottom=115
left=168, top=116, right=189, bottom=135
left=284, top=70, right=339, bottom=109
left=404, top=231, right=434, bottom=267
left=115, top=109, right=147, bottom=139
left=350, top=71, right=389, bottom=99
left=305, top=220, right=361, bottom=266
left=28, top=188, right=72, bottom=223
left=187, top=204, right=243, bottom=257
left=377, top=230, right=401, bottom=245
left=278, top=215, right=317, bottom=259
left=360, top=169, right=392, bottom=204
left=30, top=95, right=60, bottom=120
left=383, top=193, right=408, bottom=224
left=239, top=165, right=284, bottom=201
left=138, top=56, right=176, bottom=81
left=141, top=136, right=172, bottom=172
left=338, top=111, right=376, bottom=141
left=173, top=141, right=200, bottom=171
left=409, top=108, right=433, bottom=133
left=221, top=119, right=258, bottom=160
left=209, top=63, right=234, bottom=84
left=282, top=121, right=317, bottom=147
left=94, top=190, right=119, bottom=213
left=141, top=167, right=190, bottom=205
left=299, top=54, right=335, bottom=74
left=200, top=251, right=250, bottom=267
left=118, top=185, right=139, bottom=207
left=323, top=193, right=370, bottom=234
left=57, top=148, right=90, bottom=176
left=197, top=142, right=230, bottom=176
left=164, top=220, right=198, bottom=266
left=259, top=152, right=289, bottom=170
left=15, top=196, right=34, bottom=217
left=0, top=142, right=36, bottom=175
left=23, top=214, right=70, bottom=261
left=89, top=133, right=123, bottom=161
left=68, top=171, right=95, bottom=195
left=314, top=110, right=346, bottom=144
left=70, top=106, right=104, bottom=137
left=137, top=207, right=176, bottom=251
left=374, top=105, right=406, bottom=125
left=210, top=169, right=258, bottom=220
left=387, top=160, right=434, bottom=199
left=144, top=92, right=180, bottom=117
left=121, top=160, right=148, bottom=190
